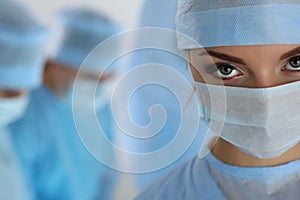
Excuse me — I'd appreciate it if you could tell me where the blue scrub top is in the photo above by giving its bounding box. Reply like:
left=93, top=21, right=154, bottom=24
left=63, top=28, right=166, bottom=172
left=10, top=86, right=117, bottom=200
left=0, top=128, right=36, bottom=200
left=136, top=153, right=300, bottom=199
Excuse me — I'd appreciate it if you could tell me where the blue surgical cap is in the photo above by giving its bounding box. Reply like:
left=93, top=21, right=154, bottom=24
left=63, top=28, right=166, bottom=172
left=0, top=0, right=48, bottom=90
left=54, top=8, right=121, bottom=72
left=176, top=0, right=300, bottom=49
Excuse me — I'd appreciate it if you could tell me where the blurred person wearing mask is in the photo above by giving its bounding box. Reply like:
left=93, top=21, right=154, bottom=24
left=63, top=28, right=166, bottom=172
left=11, top=7, right=120, bottom=200
left=116, top=0, right=205, bottom=192
left=0, top=0, right=48, bottom=199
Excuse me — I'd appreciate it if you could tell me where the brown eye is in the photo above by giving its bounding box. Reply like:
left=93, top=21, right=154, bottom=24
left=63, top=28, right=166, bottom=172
left=217, top=64, right=234, bottom=75
left=214, top=63, right=241, bottom=79
left=286, top=56, right=300, bottom=71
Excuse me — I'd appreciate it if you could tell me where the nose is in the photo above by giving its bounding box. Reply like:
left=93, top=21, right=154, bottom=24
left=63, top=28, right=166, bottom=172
left=250, top=69, right=282, bottom=88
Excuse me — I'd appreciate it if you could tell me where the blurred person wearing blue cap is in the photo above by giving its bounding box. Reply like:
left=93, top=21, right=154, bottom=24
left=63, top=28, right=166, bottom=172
left=0, top=0, right=48, bottom=199
left=136, top=0, right=300, bottom=199
left=116, top=0, right=205, bottom=192
left=11, top=7, right=120, bottom=200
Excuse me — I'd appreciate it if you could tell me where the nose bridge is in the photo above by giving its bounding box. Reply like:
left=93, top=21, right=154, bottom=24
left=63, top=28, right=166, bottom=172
left=252, top=66, right=279, bottom=88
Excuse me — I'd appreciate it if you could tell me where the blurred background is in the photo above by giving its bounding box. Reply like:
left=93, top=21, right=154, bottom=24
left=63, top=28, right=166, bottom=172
left=24, top=1, right=142, bottom=199
left=16, top=0, right=143, bottom=55
left=1, top=1, right=202, bottom=199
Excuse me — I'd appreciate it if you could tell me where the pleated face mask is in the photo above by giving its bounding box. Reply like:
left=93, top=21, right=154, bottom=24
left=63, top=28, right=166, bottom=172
left=175, top=0, right=300, bottom=158
left=195, top=81, right=300, bottom=158
left=0, top=93, right=28, bottom=127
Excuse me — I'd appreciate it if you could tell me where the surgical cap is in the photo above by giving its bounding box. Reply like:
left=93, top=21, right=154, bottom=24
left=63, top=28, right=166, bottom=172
left=54, top=8, right=121, bottom=72
left=0, top=0, right=48, bottom=89
left=176, top=0, right=300, bottom=49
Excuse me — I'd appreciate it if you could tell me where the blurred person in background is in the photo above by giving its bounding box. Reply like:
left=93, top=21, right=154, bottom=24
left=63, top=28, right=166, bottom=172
left=0, top=0, right=48, bottom=199
left=115, top=0, right=205, bottom=192
left=11, top=7, right=120, bottom=200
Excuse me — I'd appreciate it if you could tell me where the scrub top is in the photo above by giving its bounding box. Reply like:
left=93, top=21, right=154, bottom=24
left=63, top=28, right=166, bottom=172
left=0, top=128, right=35, bottom=200
left=136, top=152, right=300, bottom=200
left=10, top=86, right=116, bottom=200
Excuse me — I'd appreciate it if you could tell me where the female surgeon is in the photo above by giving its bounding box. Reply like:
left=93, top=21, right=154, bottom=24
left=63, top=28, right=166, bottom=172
left=136, top=0, right=300, bottom=199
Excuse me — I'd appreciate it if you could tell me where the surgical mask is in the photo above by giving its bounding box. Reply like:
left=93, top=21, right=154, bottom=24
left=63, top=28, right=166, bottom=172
left=63, top=78, right=111, bottom=112
left=195, top=80, right=300, bottom=159
left=0, top=93, right=29, bottom=127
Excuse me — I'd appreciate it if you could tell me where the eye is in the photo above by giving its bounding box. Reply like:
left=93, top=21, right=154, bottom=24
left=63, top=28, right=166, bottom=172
left=285, top=56, right=300, bottom=71
left=214, top=63, right=242, bottom=79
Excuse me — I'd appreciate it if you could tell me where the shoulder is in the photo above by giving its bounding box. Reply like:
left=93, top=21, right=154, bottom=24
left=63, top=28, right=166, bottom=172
left=135, top=156, right=205, bottom=200
left=135, top=154, right=227, bottom=200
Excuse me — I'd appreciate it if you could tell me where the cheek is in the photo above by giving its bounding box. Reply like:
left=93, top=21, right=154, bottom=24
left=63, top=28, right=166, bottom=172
left=190, top=64, right=205, bottom=83
left=190, top=63, right=220, bottom=84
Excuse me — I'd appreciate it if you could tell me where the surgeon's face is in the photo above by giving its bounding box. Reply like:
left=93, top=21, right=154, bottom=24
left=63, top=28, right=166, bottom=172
left=189, top=44, right=300, bottom=88
left=0, top=89, right=23, bottom=98
left=44, top=60, right=114, bottom=96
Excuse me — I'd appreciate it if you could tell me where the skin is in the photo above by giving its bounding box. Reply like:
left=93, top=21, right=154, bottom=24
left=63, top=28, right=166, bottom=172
left=189, top=44, right=300, bottom=167
left=0, top=89, right=23, bottom=98
left=43, top=59, right=114, bottom=97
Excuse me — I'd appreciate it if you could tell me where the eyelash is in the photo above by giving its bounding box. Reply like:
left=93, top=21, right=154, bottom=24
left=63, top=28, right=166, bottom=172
left=205, top=62, right=242, bottom=80
left=206, top=55, right=300, bottom=80
left=282, top=55, right=300, bottom=72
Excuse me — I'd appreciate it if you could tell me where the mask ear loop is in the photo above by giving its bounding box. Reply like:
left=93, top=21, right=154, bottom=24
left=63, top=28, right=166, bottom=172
left=186, top=60, right=214, bottom=159
left=184, top=49, right=226, bottom=159
left=184, top=51, right=205, bottom=118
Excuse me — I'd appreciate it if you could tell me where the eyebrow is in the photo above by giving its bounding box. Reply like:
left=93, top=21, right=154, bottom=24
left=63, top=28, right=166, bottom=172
left=199, top=50, right=246, bottom=65
left=199, top=45, right=300, bottom=64
left=280, top=46, right=300, bottom=60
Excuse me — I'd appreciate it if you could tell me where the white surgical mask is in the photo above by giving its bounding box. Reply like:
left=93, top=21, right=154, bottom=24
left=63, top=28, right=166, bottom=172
left=0, top=93, right=29, bottom=127
left=195, top=81, right=300, bottom=159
